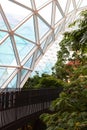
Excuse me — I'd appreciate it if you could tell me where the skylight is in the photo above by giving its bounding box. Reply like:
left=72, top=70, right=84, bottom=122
left=0, top=0, right=87, bottom=91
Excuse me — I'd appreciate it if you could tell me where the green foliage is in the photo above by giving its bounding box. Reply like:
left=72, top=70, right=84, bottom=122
left=23, top=73, right=64, bottom=89
left=23, top=73, right=41, bottom=89
left=40, top=10, right=87, bottom=130
left=35, top=75, right=64, bottom=89
left=40, top=83, right=87, bottom=130
left=53, top=10, right=87, bottom=82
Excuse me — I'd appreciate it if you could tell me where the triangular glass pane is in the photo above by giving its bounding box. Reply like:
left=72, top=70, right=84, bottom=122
left=21, top=69, right=29, bottom=82
left=0, top=67, right=15, bottom=89
left=0, top=14, right=7, bottom=30
left=58, top=0, right=67, bottom=12
left=24, top=55, right=33, bottom=68
left=68, top=0, right=74, bottom=13
left=1, top=1, right=31, bottom=28
left=35, top=0, right=48, bottom=8
left=65, top=15, right=71, bottom=26
left=46, top=35, right=53, bottom=46
left=55, top=23, right=64, bottom=36
left=65, top=13, right=75, bottom=29
left=55, top=5, right=62, bottom=24
left=76, top=0, right=81, bottom=6
left=43, top=61, right=53, bottom=74
left=0, top=37, right=17, bottom=65
left=38, top=17, right=50, bottom=39
left=40, top=41, right=46, bottom=50
left=14, top=0, right=32, bottom=9
left=14, top=35, right=35, bottom=61
left=15, top=17, right=35, bottom=42
left=36, top=49, right=42, bottom=60
left=79, top=0, right=87, bottom=8
left=33, top=61, right=45, bottom=76
left=74, top=11, right=81, bottom=21
left=39, top=3, right=52, bottom=25
left=55, top=26, right=59, bottom=35
left=0, top=31, right=7, bottom=41
left=7, top=74, right=17, bottom=89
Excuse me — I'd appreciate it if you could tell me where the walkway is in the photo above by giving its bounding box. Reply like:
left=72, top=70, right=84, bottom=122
left=0, top=88, right=62, bottom=130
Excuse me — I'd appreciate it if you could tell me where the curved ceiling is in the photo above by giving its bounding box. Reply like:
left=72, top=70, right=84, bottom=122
left=0, top=0, right=87, bottom=91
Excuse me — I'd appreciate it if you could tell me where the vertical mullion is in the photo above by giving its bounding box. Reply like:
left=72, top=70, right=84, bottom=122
left=31, top=0, right=40, bottom=44
left=51, top=1, right=56, bottom=27
left=10, top=36, right=21, bottom=65
left=16, top=71, right=21, bottom=89
left=65, top=0, right=71, bottom=14
left=72, top=0, right=77, bottom=9
left=31, top=51, right=38, bottom=70
left=0, top=5, right=11, bottom=31
left=56, top=0, right=65, bottom=17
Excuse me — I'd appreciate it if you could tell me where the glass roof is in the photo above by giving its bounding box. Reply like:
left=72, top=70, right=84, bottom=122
left=0, top=0, right=87, bottom=91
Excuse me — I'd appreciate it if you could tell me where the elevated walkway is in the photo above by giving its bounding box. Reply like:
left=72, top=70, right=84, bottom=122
left=0, top=88, right=62, bottom=130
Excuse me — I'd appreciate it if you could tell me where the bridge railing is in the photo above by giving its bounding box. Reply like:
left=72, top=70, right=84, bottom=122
left=0, top=88, right=62, bottom=110
left=0, top=88, right=62, bottom=129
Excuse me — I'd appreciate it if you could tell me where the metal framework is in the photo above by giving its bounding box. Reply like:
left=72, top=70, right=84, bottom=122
left=0, top=0, right=87, bottom=91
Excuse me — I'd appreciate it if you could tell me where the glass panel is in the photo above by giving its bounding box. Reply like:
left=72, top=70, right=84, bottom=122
left=24, top=55, right=33, bottom=68
left=0, top=67, right=15, bottom=88
left=74, top=11, right=81, bottom=21
left=65, top=14, right=74, bottom=28
left=1, top=1, right=31, bottom=28
left=21, top=69, right=29, bottom=81
left=36, top=49, right=42, bottom=61
left=68, top=0, right=74, bottom=13
left=76, top=0, right=81, bottom=6
left=38, top=17, right=50, bottom=39
left=46, top=35, right=53, bottom=46
left=54, top=23, right=64, bottom=36
left=80, top=0, right=87, bottom=8
left=0, top=31, right=7, bottom=41
left=35, top=0, right=48, bottom=8
left=0, top=37, right=17, bottom=65
left=0, top=14, right=7, bottom=30
left=43, top=61, right=54, bottom=74
left=39, top=3, right=52, bottom=25
left=58, top=0, right=67, bottom=12
left=15, top=17, right=35, bottom=42
left=55, top=5, right=62, bottom=24
left=14, top=35, right=35, bottom=61
left=7, top=74, right=17, bottom=89
left=32, top=41, right=59, bottom=76
left=40, top=40, right=46, bottom=50
left=15, top=0, right=32, bottom=8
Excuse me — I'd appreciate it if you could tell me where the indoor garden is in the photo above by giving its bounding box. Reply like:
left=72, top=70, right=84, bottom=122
left=24, top=9, right=87, bottom=130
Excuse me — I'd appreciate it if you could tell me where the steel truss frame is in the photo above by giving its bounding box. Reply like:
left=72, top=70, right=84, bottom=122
left=0, top=0, right=87, bottom=91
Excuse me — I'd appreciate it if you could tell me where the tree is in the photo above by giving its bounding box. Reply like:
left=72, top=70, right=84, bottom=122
left=23, top=72, right=41, bottom=89
left=23, top=73, right=64, bottom=89
left=52, top=9, right=87, bottom=83
left=35, top=75, right=64, bottom=89
left=40, top=10, right=87, bottom=130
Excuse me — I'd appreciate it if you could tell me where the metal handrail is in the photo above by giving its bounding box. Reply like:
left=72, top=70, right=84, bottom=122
left=0, top=87, right=62, bottom=129
left=0, top=88, right=62, bottom=110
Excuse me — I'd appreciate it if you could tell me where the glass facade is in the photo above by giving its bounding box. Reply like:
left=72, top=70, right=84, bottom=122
left=0, top=0, right=87, bottom=91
